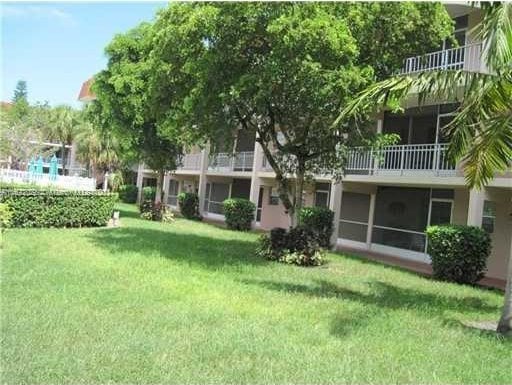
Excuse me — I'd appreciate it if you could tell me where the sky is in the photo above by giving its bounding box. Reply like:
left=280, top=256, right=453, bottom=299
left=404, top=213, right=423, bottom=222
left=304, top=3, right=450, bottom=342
left=1, top=1, right=167, bottom=107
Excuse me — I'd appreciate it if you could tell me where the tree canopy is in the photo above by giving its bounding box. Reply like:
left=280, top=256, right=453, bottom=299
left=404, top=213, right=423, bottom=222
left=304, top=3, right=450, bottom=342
left=145, top=2, right=453, bottom=223
left=90, top=22, right=182, bottom=202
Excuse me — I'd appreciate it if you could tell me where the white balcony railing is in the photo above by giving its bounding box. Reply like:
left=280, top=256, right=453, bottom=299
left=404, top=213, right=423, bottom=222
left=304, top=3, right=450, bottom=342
left=0, top=169, right=96, bottom=190
left=178, top=153, right=202, bottom=170
left=401, top=43, right=482, bottom=75
left=208, top=151, right=254, bottom=172
left=346, top=143, right=456, bottom=176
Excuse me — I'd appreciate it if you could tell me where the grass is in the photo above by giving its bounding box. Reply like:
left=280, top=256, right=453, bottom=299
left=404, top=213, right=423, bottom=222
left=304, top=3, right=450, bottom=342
left=1, top=203, right=510, bottom=384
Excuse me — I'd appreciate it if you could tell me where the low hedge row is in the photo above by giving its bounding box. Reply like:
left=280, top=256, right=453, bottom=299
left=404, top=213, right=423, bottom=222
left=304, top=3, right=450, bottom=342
left=0, top=190, right=117, bottom=228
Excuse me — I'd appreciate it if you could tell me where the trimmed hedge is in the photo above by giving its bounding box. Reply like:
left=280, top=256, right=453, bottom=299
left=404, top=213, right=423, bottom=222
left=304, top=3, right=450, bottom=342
left=118, top=184, right=138, bottom=203
left=426, top=225, right=491, bottom=284
left=0, top=190, right=117, bottom=228
left=298, top=206, right=334, bottom=248
left=223, top=198, right=255, bottom=231
left=178, top=192, right=201, bottom=220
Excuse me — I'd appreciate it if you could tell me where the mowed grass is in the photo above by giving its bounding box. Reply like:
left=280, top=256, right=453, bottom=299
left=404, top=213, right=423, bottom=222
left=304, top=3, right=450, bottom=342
left=1, top=203, right=510, bottom=384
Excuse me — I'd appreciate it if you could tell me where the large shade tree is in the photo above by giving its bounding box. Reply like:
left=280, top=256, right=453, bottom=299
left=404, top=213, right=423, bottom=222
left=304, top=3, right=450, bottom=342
left=149, top=2, right=453, bottom=225
left=341, top=3, right=512, bottom=336
left=90, top=23, right=182, bottom=203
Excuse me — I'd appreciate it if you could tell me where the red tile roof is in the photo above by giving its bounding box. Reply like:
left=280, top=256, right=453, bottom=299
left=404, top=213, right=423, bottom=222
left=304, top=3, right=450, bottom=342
left=78, top=78, right=95, bottom=101
left=1, top=101, right=12, bottom=110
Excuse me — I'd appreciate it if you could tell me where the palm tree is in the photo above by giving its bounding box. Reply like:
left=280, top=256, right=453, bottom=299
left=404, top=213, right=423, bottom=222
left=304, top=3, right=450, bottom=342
left=341, top=2, right=512, bottom=336
left=75, top=119, right=120, bottom=181
left=47, top=105, right=82, bottom=175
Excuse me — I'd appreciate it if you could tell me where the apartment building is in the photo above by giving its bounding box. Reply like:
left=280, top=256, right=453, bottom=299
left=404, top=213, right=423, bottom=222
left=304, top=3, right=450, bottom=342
left=79, top=3, right=511, bottom=285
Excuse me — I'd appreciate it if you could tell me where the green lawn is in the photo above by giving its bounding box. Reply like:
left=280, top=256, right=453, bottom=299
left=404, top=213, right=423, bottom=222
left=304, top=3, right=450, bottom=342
left=1, top=203, right=510, bottom=384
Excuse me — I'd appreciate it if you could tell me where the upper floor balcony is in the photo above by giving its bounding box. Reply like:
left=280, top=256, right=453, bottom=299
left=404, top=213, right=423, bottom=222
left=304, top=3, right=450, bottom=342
left=400, top=43, right=483, bottom=75
left=177, top=153, right=202, bottom=171
left=346, top=143, right=457, bottom=177
left=208, top=151, right=254, bottom=173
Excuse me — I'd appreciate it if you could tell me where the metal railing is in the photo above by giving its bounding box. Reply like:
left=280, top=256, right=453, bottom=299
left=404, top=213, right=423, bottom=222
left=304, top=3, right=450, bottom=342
left=401, top=43, right=482, bottom=74
left=208, top=151, right=254, bottom=172
left=178, top=153, right=202, bottom=170
left=0, top=169, right=96, bottom=191
left=346, top=143, right=456, bottom=176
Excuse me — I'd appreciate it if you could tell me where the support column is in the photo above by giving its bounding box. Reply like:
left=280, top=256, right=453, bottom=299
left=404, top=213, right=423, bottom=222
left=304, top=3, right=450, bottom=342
left=136, top=163, right=144, bottom=204
left=249, top=138, right=264, bottom=227
left=197, top=145, right=210, bottom=215
left=366, top=193, right=376, bottom=247
left=329, top=180, right=343, bottom=249
left=162, top=173, right=170, bottom=205
left=467, top=188, right=486, bottom=226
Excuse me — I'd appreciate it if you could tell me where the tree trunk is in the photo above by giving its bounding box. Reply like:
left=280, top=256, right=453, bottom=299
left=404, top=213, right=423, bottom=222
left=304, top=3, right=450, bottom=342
left=154, top=170, right=164, bottom=205
left=497, top=248, right=512, bottom=337
left=61, top=144, right=67, bottom=175
left=291, top=163, right=306, bottom=228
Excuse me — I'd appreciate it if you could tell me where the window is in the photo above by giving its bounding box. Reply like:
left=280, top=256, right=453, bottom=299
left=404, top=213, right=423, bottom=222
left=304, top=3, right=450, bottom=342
left=372, top=187, right=430, bottom=252
left=269, top=187, right=279, bottom=205
left=167, top=179, right=179, bottom=206
left=429, top=200, right=453, bottom=226
left=339, top=192, right=371, bottom=243
left=482, top=201, right=496, bottom=233
left=204, top=182, right=230, bottom=214
left=314, top=183, right=331, bottom=208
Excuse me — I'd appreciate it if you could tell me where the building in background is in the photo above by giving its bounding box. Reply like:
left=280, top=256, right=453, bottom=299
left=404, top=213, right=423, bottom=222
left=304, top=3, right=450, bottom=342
left=78, top=3, right=511, bottom=286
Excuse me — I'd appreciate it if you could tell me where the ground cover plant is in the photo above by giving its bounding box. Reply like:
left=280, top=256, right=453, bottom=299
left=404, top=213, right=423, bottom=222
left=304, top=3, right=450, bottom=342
left=1, top=203, right=510, bottom=384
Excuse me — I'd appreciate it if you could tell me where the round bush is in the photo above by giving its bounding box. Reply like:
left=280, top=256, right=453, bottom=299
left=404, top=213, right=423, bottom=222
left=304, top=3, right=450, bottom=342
left=256, top=226, right=324, bottom=266
left=118, top=184, right=138, bottom=203
left=298, top=206, right=334, bottom=248
left=426, top=225, right=491, bottom=284
left=177, top=192, right=201, bottom=220
left=223, top=198, right=255, bottom=231
left=142, top=186, right=156, bottom=202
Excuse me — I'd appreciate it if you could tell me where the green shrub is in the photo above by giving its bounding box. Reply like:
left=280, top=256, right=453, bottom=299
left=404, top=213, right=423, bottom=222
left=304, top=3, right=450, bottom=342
left=0, top=203, right=12, bottom=229
left=0, top=190, right=117, bottom=228
left=223, top=198, right=255, bottom=231
left=142, top=186, right=156, bottom=202
left=298, top=206, right=334, bottom=248
left=139, top=200, right=175, bottom=223
left=257, top=226, right=324, bottom=266
left=426, top=225, right=491, bottom=284
left=178, top=192, right=201, bottom=220
left=118, top=184, right=138, bottom=203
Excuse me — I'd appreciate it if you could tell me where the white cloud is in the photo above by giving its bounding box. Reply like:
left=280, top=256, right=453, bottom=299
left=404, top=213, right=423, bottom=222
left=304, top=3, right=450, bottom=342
left=1, top=4, right=77, bottom=26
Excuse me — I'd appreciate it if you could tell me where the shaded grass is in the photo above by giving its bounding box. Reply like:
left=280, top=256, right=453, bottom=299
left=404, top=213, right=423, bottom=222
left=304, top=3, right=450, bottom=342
left=1, top=203, right=510, bottom=384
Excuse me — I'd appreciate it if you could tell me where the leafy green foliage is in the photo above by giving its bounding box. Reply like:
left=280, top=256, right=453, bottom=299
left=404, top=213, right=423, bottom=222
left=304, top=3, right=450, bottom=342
left=222, top=198, right=255, bottom=231
left=0, top=203, right=12, bottom=229
left=0, top=190, right=117, bottom=228
left=90, top=22, right=182, bottom=202
left=140, top=200, right=174, bottom=223
left=426, top=225, right=491, bottom=285
left=148, top=2, right=452, bottom=224
left=257, top=226, right=324, bottom=266
left=298, top=206, right=334, bottom=248
left=177, top=192, right=201, bottom=220
left=118, top=184, right=138, bottom=203
left=142, top=186, right=156, bottom=202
